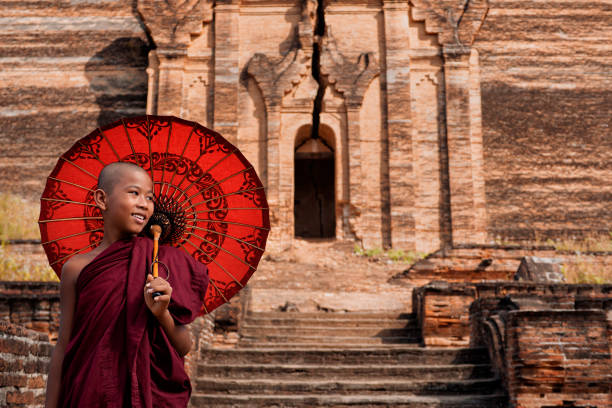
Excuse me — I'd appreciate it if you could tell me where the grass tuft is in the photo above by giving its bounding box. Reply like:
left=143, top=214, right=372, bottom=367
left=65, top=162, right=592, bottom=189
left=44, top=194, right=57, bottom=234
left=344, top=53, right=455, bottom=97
left=354, top=245, right=428, bottom=264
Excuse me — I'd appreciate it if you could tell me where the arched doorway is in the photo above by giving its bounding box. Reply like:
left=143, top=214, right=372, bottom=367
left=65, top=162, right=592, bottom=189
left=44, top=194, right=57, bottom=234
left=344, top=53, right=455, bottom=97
left=294, top=125, right=336, bottom=238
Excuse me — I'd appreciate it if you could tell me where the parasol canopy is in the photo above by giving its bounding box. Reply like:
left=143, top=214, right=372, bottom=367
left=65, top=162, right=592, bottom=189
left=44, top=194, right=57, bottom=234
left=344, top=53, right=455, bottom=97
left=38, top=115, right=270, bottom=314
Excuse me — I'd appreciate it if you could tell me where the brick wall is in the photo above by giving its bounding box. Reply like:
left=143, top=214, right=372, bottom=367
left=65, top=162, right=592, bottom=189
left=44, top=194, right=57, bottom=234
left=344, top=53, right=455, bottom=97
left=413, top=282, right=475, bottom=347
left=470, top=283, right=612, bottom=408
left=0, top=0, right=151, bottom=198
left=183, top=313, right=216, bottom=381
left=414, top=281, right=612, bottom=350
left=0, top=281, right=60, bottom=342
left=0, top=321, right=52, bottom=407
left=506, top=310, right=611, bottom=408
left=474, top=0, right=612, bottom=242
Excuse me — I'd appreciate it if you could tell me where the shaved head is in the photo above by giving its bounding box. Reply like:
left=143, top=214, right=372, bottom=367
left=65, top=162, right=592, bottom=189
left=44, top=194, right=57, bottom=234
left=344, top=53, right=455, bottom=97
left=97, top=162, right=150, bottom=194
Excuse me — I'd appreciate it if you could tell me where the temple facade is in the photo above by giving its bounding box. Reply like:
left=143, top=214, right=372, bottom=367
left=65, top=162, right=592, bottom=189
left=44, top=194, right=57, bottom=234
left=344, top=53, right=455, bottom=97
left=140, top=0, right=489, bottom=252
left=1, top=0, right=610, bottom=250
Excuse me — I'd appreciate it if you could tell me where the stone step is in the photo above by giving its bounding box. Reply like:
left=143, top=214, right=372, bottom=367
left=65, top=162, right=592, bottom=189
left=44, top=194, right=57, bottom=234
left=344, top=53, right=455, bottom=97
left=236, top=342, right=423, bottom=349
left=190, top=393, right=509, bottom=407
left=195, top=377, right=502, bottom=395
left=197, top=363, right=494, bottom=380
left=239, top=325, right=419, bottom=337
left=200, top=347, right=490, bottom=366
left=238, top=335, right=419, bottom=346
left=246, top=311, right=415, bottom=320
left=243, top=317, right=417, bottom=328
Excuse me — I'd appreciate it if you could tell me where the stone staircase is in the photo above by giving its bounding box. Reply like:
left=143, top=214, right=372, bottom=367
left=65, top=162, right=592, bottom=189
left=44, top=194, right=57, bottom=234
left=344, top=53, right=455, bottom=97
left=191, top=311, right=508, bottom=407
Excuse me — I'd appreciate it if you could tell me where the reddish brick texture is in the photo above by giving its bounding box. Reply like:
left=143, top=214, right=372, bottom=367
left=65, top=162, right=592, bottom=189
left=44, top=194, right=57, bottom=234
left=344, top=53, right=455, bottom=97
left=0, top=320, right=52, bottom=407
left=2, top=280, right=611, bottom=407
left=474, top=0, right=612, bottom=243
left=3, top=1, right=609, bottom=252
left=413, top=282, right=475, bottom=347
left=505, top=310, right=611, bottom=408
left=0, top=281, right=60, bottom=342
left=470, top=283, right=612, bottom=408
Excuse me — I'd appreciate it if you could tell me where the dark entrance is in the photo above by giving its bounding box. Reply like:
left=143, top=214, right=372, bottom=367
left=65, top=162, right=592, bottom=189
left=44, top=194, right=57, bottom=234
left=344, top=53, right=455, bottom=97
left=294, top=138, right=336, bottom=238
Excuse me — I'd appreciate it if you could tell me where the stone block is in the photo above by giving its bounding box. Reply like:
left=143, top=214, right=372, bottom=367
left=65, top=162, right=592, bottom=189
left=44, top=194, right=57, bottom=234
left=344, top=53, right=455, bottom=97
left=413, top=281, right=476, bottom=347
left=515, top=256, right=565, bottom=283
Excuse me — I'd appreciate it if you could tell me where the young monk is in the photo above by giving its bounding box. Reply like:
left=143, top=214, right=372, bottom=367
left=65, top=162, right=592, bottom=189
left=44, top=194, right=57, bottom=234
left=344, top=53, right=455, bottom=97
left=45, top=162, right=209, bottom=408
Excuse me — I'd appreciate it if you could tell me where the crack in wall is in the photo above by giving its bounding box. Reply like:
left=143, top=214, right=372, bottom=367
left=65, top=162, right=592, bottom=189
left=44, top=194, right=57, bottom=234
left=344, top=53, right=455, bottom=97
left=310, top=0, right=326, bottom=143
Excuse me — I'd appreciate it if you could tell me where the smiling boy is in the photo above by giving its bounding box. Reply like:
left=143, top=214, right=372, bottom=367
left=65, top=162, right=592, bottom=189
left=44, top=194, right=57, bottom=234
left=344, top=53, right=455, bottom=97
left=45, top=162, right=209, bottom=408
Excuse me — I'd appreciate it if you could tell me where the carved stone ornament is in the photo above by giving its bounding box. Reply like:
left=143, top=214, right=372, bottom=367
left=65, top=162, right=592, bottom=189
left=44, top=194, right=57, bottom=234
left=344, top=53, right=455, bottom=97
left=319, top=30, right=379, bottom=109
left=246, top=49, right=312, bottom=108
left=245, top=0, right=315, bottom=107
left=137, top=0, right=213, bottom=50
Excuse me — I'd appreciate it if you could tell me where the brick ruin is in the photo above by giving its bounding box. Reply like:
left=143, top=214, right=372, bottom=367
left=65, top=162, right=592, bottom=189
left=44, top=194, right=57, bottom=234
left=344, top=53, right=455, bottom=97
left=2, top=248, right=611, bottom=406
left=1, top=0, right=611, bottom=406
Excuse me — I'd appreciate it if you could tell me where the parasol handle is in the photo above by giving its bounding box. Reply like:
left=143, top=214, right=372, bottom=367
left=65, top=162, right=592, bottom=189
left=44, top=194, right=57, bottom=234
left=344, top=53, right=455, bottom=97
left=150, top=225, right=163, bottom=299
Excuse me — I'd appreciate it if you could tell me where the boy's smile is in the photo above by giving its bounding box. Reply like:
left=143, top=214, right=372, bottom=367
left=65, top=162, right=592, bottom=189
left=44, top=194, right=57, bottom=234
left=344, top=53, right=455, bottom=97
left=110, top=174, right=154, bottom=234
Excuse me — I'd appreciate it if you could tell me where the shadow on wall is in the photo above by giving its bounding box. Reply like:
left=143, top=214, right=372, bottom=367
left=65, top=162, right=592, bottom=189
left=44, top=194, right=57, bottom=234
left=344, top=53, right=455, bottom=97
left=84, top=37, right=151, bottom=127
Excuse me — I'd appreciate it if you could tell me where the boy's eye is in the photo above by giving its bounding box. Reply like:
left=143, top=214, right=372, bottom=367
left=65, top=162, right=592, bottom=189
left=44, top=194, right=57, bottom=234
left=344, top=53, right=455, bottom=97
left=130, top=191, right=138, bottom=196
left=146, top=196, right=154, bottom=201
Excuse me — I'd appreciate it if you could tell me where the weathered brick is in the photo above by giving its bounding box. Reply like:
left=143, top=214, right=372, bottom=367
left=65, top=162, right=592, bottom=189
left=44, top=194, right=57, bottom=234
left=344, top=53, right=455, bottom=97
left=6, top=389, right=35, bottom=404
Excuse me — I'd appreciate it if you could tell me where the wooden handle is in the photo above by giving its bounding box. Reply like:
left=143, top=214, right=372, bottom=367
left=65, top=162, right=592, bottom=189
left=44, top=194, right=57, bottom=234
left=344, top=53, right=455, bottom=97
left=151, top=225, right=162, bottom=278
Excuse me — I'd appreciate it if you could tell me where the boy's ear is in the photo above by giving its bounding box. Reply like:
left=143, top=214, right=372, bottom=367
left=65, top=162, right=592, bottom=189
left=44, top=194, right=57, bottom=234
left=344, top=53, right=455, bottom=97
left=94, top=189, right=108, bottom=211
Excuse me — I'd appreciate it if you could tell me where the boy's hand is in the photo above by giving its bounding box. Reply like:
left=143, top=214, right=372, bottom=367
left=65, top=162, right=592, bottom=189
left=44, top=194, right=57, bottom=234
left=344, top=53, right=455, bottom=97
left=144, top=273, right=172, bottom=318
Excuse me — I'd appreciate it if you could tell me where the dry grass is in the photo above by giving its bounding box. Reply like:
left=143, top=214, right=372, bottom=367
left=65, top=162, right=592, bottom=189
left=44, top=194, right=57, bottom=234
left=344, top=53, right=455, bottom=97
left=496, top=232, right=612, bottom=284
left=353, top=245, right=428, bottom=265
left=540, top=233, right=612, bottom=284
left=0, top=244, right=57, bottom=281
left=0, top=193, right=56, bottom=281
left=561, top=254, right=611, bottom=285
left=0, top=192, right=40, bottom=241
left=544, top=232, right=612, bottom=253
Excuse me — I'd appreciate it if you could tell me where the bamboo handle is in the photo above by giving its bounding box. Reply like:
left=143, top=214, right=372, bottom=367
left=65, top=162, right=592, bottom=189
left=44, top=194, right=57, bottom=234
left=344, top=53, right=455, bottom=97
left=151, top=225, right=162, bottom=278
left=150, top=225, right=163, bottom=299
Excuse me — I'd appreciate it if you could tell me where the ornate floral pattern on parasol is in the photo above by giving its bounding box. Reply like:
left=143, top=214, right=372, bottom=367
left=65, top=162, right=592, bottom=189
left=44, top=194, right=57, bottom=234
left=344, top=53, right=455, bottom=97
left=38, top=115, right=270, bottom=314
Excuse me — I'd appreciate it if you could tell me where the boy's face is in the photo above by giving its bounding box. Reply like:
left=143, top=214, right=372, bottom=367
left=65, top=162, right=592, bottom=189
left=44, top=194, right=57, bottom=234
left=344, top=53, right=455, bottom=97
left=100, top=168, right=154, bottom=236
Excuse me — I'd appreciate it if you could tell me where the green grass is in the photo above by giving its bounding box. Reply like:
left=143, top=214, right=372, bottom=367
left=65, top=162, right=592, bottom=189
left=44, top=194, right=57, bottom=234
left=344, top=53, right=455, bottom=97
left=0, top=192, right=40, bottom=241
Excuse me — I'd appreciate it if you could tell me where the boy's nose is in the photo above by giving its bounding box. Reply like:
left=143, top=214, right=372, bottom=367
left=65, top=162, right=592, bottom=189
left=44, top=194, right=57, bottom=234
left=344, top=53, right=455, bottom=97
left=137, top=197, right=149, bottom=208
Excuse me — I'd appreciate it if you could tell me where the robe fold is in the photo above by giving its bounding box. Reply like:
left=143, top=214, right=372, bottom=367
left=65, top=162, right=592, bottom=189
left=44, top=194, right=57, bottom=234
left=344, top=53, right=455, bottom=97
left=57, top=236, right=209, bottom=407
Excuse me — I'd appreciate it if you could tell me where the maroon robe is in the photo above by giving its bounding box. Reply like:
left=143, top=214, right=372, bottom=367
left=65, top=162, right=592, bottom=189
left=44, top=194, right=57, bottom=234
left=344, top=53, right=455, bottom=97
left=57, top=236, right=209, bottom=407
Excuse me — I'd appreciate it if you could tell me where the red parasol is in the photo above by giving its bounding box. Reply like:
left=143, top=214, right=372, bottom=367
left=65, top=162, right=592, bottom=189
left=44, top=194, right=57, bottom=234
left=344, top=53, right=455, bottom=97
left=38, top=115, right=270, bottom=314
